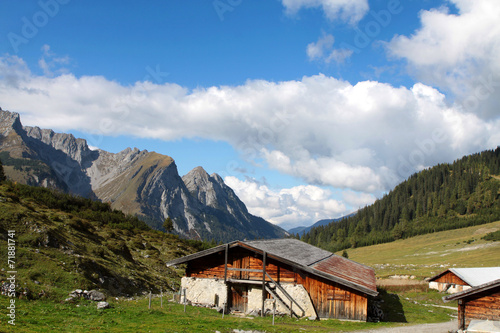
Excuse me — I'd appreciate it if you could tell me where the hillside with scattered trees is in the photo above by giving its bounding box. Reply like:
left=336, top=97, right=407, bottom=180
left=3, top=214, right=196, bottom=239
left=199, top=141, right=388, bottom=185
left=0, top=161, right=213, bottom=299
left=300, top=147, right=500, bottom=252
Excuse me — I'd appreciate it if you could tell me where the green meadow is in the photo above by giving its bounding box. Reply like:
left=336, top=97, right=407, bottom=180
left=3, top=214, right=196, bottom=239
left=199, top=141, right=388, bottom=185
left=0, top=290, right=456, bottom=333
left=342, top=220, right=500, bottom=278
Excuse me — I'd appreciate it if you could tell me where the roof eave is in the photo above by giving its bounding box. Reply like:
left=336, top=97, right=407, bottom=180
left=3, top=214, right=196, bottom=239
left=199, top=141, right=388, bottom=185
left=166, top=241, right=238, bottom=267
left=428, top=268, right=451, bottom=282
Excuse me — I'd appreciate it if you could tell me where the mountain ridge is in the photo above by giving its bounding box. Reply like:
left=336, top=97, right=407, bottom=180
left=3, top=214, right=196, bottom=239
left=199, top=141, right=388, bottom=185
left=0, top=109, right=286, bottom=242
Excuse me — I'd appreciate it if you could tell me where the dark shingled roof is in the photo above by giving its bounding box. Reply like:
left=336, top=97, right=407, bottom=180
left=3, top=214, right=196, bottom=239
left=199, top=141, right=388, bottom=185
left=167, top=239, right=378, bottom=297
left=242, top=239, right=333, bottom=266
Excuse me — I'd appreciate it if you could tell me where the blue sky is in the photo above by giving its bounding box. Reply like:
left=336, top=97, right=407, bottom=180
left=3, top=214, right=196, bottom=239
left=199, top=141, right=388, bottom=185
left=1, top=0, right=499, bottom=230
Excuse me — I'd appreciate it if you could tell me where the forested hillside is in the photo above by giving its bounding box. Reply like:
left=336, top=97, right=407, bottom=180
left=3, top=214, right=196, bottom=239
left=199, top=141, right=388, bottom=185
left=301, top=147, right=500, bottom=252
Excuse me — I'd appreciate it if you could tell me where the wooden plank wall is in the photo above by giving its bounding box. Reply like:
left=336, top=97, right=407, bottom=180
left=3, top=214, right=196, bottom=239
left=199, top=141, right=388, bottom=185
left=185, top=247, right=368, bottom=321
left=463, top=289, right=500, bottom=329
left=434, top=272, right=468, bottom=286
left=296, top=274, right=367, bottom=320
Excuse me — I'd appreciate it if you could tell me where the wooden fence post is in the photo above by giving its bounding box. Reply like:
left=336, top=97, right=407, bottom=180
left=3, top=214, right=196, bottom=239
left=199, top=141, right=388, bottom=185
left=149, top=291, right=152, bottom=309
left=272, top=300, right=276, bottom=325
left=183, top=288, right=187, bottom=313
left=261, top=251, right=267, bottom=317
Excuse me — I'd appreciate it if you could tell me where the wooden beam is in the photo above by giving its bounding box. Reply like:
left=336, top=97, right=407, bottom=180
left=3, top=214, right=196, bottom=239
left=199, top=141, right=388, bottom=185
left=262, top=251, right=267, bottom=317
left=224, top=244, right=229, bottom=283
left=228, top=279, right=262, bottom=285
left=227, top=268, right=263, bottom=273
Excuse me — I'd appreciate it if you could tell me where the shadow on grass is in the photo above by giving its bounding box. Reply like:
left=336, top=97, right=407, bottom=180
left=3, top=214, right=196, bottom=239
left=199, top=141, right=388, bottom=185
left=377, top=288, right=407, bottom=323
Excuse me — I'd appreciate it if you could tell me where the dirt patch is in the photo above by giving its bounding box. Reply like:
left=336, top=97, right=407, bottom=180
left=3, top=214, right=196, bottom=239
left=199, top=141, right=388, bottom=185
left=377, top=279, right=426, bottom=287
left=473, top=227, right=499, bottom=235
left=454, top=242, right=499, bottom=252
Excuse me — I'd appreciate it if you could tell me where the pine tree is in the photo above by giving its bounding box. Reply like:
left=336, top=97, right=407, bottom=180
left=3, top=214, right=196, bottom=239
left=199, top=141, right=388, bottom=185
left=163, top=217, right=174, bottom=233
left=0, top=159, right=6, bottom=182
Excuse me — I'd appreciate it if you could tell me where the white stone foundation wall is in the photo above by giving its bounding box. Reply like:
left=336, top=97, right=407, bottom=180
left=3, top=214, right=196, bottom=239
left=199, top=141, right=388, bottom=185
left=429, top=281, right=472, bottom=293
left=180, top=277, right=317, bottom=318
left=181, top=277, right=228, bottom=307
left=429, top=281, right=440, bottom=291
left=247, top=283, right=317, bottom=318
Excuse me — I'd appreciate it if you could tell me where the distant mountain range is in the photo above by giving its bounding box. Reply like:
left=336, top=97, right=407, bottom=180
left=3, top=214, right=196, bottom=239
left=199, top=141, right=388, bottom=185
left=0, top=109, right=287, bottom=242
left=288, top=214, right=356, bottom=236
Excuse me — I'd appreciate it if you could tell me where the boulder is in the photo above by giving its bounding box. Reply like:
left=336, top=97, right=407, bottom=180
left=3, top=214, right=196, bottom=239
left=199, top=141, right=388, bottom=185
left=96, top=301, right=110, bottom=309
left=88, top=290, right=106, bottom=301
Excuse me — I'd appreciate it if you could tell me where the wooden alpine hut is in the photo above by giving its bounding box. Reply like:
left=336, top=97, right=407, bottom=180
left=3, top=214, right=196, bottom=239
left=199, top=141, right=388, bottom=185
left=444, top=279, right=500, bottom=332
left=428, top=267, right=500, bottom=294
left=167, top=239, right=378, bottom=321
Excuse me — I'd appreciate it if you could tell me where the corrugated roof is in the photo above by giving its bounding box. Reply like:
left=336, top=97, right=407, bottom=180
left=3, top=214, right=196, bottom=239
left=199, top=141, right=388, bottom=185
left=450, top=268, right=500, bottom=286
left=167, top=239, right=378, bottom=296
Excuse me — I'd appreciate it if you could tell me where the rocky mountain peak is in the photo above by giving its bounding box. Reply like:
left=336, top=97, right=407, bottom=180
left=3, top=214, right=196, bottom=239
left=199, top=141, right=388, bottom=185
left=0, top=109, right=23, bottom=137
left=182, top=166, right=218, bottom=207
left=24, top=126, right=95, bottom=165
left=210, top=172, right=225, bottom=185
left=183, top=166, right=209, bottom=187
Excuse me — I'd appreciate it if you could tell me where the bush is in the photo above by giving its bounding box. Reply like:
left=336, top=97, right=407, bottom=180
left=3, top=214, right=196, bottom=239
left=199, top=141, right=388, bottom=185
left=482, top=230, right=500, bottom=241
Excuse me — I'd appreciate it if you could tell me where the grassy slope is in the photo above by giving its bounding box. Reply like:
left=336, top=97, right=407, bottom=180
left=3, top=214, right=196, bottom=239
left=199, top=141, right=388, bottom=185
left=340, top=220, right=500, bottom=278
left=0, top=294, right=455, bottom=333
left=0, top=182, right=198, bottom=301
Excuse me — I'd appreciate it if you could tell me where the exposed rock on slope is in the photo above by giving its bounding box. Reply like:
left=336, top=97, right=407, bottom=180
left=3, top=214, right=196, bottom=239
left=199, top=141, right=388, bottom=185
left=0, top=109, right=287, bottom=242
left=182, top=166, right=286, bottom=241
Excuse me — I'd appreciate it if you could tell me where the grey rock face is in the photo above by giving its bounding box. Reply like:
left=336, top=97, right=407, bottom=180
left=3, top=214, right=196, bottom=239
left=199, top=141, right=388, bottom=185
left=0, top=110, right=23, bottom=138
left=0, top=109, right=287, bottom=242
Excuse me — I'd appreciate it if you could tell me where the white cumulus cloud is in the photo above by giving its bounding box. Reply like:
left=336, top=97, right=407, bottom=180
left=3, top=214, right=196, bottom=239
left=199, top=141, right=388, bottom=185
left=281, top=0, right=369, bottom=24
left=0, top=56, right=497, bottom=196
left=224, top=176, right=346, bottom=229
left=387, top=0, right=500, bottom=119
left=307, top=33, right=353, bottom=64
